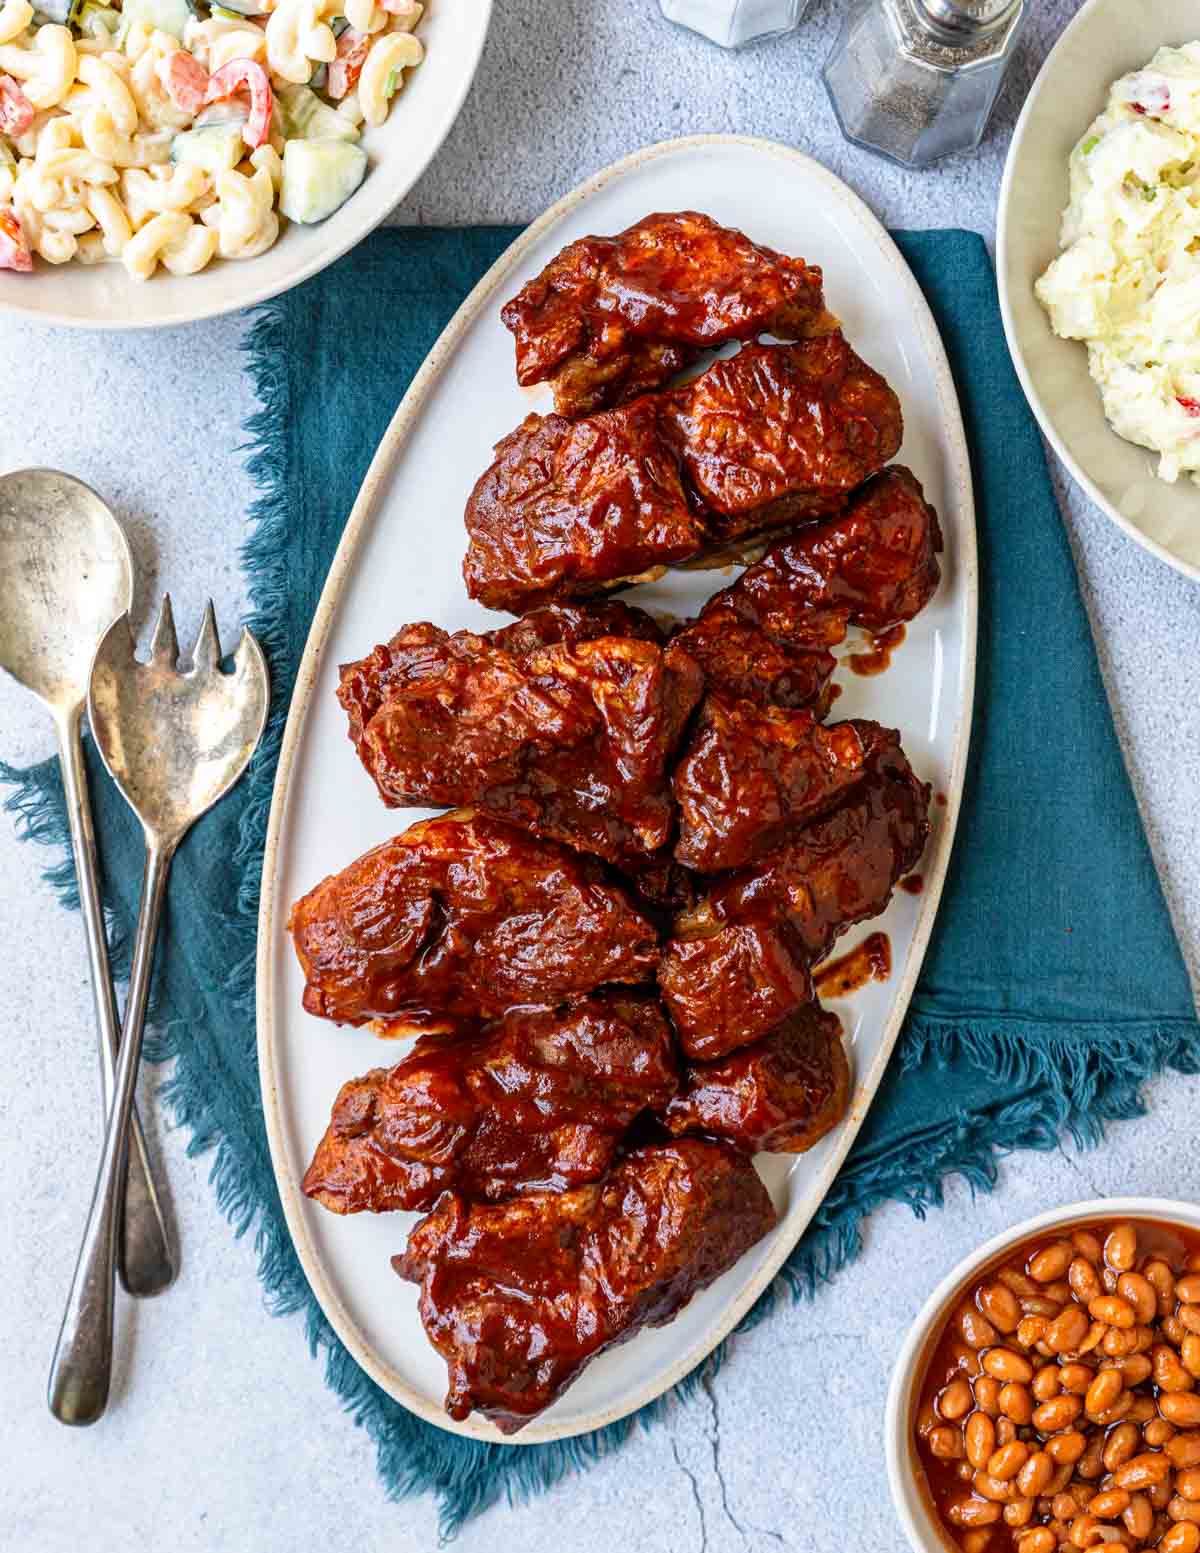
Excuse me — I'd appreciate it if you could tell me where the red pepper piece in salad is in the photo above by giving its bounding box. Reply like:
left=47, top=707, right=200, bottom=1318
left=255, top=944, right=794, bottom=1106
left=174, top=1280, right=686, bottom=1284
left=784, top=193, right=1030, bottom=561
left=0, top=74, right=34, bottom=137
left=0, top=209, right=33, bottom=273
left=203, top=58, right=274, bottom=149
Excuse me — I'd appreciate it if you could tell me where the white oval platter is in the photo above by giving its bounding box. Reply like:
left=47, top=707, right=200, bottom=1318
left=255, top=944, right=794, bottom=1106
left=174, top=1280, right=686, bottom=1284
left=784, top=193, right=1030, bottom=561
left=256, top=134, right=978, bottom=1446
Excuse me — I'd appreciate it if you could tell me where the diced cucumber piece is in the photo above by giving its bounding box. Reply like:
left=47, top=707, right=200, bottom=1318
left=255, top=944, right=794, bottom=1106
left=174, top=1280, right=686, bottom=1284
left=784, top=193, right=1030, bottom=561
left=276, top=84, right=360, bottom=144
left=279, top=138, right=366, bottom=224
left=121, top=0, right=190, bottom=39
left=171, top=122, right=244, bottom=173
left=76, top=0, right=121, bottom=35
left=194, top=102, right=250, bottom=128
left=34, top=0, right=75, bottom=22
left=309, top=63, right=328, bottom=91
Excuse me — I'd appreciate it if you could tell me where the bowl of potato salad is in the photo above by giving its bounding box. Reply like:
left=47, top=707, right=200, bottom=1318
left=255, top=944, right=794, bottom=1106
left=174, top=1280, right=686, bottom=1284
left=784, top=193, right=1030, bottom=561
left=0, top=0, right=490, bottom=325
left=999, top=0, right=1200, bottom=582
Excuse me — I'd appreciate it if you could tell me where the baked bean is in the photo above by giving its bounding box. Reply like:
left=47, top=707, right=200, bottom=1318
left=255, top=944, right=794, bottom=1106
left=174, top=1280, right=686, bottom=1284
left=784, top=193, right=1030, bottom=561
left=1114, top=1272, right=1157, bottom=1325
left=930, top=1425, right=965, bottom=1459
left=1122, top=1492, right=1153, bottom=1542
left=1188, top=1252, right=1200, bottom=1273
left=1090, top=1295, right=1137, bottom=1330
left=967, top=1411, right=998, bottom=1468
left=1047, top=1461, right=1077, bottom=1494
left=1132, top=1323, right=1156, bottom=1354
left=958, top=1461, right=976, bottom=1483
left=1155, top=1344, right=1196, bottom=1393
left=1103, top=1325, right=1136, bottom=1358
left=1078, top=1321, right=1107, bottom=1356
left=975, top=1472, right=1014, bottom=1503
left=998, top=1267, right=1042, bottom=1299
left=1047, top=1431, right=1088, bottom=1466
left=1145, top=1417, right=1177, bottom=1446
left=998, top=1418, right=1018, bottom=1447
left=1030, top=1242, right=1074, bottom=1284
left=978, top=1281, right=1022, bottom=1333
left=1096, top=1391, right=1135, bottom=1427
left=1069, top=1512, right=1102, bottom=1548
left=1178, top=1469, right=1200, bottom=1501
left=974, top=1376, right=1002, bottom=1416
left=1033, top=1366, right=1063, bottom=1402
left=1034, top=1394, right=1083, bottom=1433
left=988, top=1441, right=1029, bottom=1481
left=1104, top=1423, right=1142, bottom=1473
left=1017, top=1530, right=1056, bottom=1553
left=1113, top=1453, right=1171, bottom=1491
left=1059, top=1363, right=1095, bottom=1395
left=1052, top=1493, right=1079, bottom=1521
left=948, top=1497, right=1003, bottom=1528
left=1085, top=1370, right=1124, bottom=1416
left=1017, top=1315, right=1050, bottom=1349
left=1184, top=1336, right=1200, bottom=1379
left=1069, top=1257, right=1103, bottom=1305
left=1005, top=1497, right=1035, bottom=1528
left=984, top=1348, right=1034, bottom=1384
left=1181, top=1305, right=1200, bottom=1336
left=1047, top=1306, right=1092, bottom=1354
left=1017, top=1451, right=1055, bottom=1497
left=962, top=1532, right=993, bottom=1553
left=1160, top=1525, right=1200, bottom=1553
left=961, top=1306, right=999, bottom=1349
left=1122, top=1353, right=1154, bottom=1386
left=1021, top=1297, right=1064, bottom=1320
left=1105, top=1225, right=1138, bottom=1273
left=939, top=1377, right=974, bottom=1420
left=1146, top=1259, right=1177, bottom=1315
left=1089, top=1489, right=1131, bottom=1519
left=1162, top=1395, right=1200, bottom=1429
left=1071, top=1230, right=1104, bottom=1262
left=1167, top=1317, right=1190, bottom=1346
left=1168, top=1434, right=1200, bottom=1469
left=1178, top=1276, right=1200, bottom=1305
left=1001, top=1381, right=1034, bottom=1425
left=1169, top=1499, right=1200, bottom=1526
left=1077, top=1433, right=1108, bottom=1479
left=1154, top=1476, right=1179, bottom=1509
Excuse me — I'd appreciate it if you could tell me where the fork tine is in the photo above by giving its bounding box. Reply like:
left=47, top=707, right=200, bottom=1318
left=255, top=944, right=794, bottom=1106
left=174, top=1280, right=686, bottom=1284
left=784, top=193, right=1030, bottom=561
left=192, top=599, right=221, bottom=673
left=150, top=594, right=179, bottom=668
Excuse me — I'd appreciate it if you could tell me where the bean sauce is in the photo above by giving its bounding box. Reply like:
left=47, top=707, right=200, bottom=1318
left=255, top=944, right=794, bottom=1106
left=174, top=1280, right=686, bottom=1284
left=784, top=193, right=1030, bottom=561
left=912, top=1216, right=1200, bottom=1553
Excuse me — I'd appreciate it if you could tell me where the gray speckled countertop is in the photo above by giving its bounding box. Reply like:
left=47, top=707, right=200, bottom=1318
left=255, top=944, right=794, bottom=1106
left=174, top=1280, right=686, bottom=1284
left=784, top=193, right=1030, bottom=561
left=3, top=3, right=1200, bottom=1549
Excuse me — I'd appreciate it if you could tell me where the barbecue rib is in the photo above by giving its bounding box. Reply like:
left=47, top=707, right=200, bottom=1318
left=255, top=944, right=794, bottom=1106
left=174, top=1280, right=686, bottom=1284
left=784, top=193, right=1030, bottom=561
left=463, top=334, right=902, bottom=614
left=662, top=1005, right=850, bottom=1154
left=659, top=745, right=931, bottom=1059
left=501, top=210, right=835, bottom=417
left=289, top=810, right=659, bottom=1031
left=673, top=697, right=901, bottom=872
left=393, top=1138, right=777, bottom=1432
left=302, top=993, right=678, bottom=1213
left=338, top=622, right=703, bottom=864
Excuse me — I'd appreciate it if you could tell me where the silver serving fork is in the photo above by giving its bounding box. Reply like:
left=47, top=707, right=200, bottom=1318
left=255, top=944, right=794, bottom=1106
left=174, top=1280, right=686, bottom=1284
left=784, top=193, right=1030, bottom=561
left=48, top=597, right=269, bottom=1425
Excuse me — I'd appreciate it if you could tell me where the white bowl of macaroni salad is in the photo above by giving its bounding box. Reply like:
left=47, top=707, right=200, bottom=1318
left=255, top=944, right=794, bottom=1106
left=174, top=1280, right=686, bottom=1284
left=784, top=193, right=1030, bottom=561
left=0, top=0, right=490, bottom=325
left=998, top=0, right=1200, bottom=583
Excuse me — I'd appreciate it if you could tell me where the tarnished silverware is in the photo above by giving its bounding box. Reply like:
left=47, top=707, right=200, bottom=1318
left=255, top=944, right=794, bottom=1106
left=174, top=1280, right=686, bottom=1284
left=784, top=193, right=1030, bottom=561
left=48, top=597, right=269, bottom=1425
left=0, top=469, right=174, bottom=1304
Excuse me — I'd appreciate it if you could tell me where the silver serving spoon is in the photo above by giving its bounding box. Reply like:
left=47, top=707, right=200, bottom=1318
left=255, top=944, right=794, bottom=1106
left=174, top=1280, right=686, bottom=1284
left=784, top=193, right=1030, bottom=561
left=0, top=469, right=174, bottom=1305
left=48, top=596, right=269, bottom=1426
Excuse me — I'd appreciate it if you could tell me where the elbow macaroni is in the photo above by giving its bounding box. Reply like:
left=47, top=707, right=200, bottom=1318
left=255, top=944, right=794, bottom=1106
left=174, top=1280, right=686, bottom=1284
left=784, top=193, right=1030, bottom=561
left=0, top=0, right=423, bottom=280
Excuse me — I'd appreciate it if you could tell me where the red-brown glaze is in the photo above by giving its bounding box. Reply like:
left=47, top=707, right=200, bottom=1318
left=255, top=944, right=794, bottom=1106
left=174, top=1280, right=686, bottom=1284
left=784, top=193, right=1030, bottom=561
left=813, top=931, right=892, bottom=999
left=288, top=810, right=660, bottom=1029
left=338, top=620, right=703, bottom=864
left=935, top=792, right=947, bottom=808
left=302, top=993, right=679, bottom=1213
left=848, top=622, right=907, bottom=677
left=500, top=210, right=834, bottom=416
left=662, top=1003, right=849, bottom=1154
left=899, top=873, right=924, bottom=895
left=659, top=746, right=930, bottom=1059
left=671, top=611, right=835, bottom=711
left=393, top=1138, right=777, bottom=1432
left=672, top=695, right=900, bottom=872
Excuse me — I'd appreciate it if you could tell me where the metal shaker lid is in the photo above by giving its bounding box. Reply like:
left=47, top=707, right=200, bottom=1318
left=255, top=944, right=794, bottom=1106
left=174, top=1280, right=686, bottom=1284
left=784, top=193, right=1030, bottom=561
left=917, top=0, right=1020, bottom=33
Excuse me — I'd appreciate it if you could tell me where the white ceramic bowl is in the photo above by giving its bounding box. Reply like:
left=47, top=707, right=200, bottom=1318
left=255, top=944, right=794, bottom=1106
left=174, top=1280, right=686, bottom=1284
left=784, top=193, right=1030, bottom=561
left=997, top=0, right=1200, bottom=582
left=0, top=0, right=491, bottom=330
left=885, top=1197, right=1200, bottom=1553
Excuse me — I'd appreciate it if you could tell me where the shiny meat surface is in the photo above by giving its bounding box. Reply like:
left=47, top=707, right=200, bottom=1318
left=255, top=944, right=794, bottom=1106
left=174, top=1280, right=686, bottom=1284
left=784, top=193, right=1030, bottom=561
left=501, top=210, right=833, bottom=416
left=302, top=993, right=679, bottom=1213
left=671, top=611, right=835, bottom=710
left=487, top=598, right=665, bottom=655
left=339, top=622, right=703, bottom=862
left=659, top=746, right=930, bottom=1058
left=288, top=810, right=660, bottom=1030
left=463, top=335, right=900, bottom=614
left=665, top=335, right=903, bottom=537
left=393, top=1138, right=777, bottom=1432
left=673, top=696, right=900, bottom=872
left=463, top=400, right=708, bottom=613
left=662, top=1005, right=849, bottom=1154
left=709, top=464, right=943, bottom=647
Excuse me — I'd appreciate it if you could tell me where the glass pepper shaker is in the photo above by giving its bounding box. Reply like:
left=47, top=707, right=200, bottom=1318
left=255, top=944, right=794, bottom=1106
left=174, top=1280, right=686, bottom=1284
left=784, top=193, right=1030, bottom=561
left=823, top=0, right=1025, bottom=167
left=659, top=0, right=812, bottom=50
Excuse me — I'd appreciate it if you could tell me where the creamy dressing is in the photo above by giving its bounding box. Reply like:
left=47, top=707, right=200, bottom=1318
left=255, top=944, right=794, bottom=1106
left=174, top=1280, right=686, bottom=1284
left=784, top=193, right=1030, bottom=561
left=1036, top=43, right=1200, bottom=484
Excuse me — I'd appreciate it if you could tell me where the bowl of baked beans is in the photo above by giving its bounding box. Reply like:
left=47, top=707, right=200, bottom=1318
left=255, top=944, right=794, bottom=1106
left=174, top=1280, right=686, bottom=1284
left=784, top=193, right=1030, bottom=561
left=886, top=1200, right=1200, bottom=1553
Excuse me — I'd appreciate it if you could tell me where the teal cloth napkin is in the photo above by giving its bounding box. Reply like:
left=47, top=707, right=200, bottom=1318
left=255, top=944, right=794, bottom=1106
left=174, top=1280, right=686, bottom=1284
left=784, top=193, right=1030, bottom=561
left=6, top=227, right=1198, bottom=1531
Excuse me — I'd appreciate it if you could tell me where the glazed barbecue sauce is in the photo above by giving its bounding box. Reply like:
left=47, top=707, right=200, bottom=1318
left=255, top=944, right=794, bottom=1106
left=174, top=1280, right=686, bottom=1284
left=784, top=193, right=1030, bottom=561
left=813, top=931, right=891, bottom=997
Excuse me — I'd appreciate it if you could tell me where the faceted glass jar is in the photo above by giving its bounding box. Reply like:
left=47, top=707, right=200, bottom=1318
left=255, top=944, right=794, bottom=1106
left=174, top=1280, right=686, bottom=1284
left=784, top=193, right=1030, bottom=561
left=822, top=0, right=1024, bottom=167
left=659, top=0, right=812, bottom=49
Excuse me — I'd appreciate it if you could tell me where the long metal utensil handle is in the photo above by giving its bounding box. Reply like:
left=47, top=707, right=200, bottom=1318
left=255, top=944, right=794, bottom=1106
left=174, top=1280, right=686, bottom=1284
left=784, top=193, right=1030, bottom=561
left=48, top=840, right=175, bottom=1427
left=56, top=707, right=174, bottom=1299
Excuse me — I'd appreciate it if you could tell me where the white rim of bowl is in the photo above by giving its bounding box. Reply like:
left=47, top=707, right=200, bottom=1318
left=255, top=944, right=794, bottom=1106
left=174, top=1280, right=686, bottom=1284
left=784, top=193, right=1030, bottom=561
left=995, top=0, right=1200, bottom=585
left=884, top=1195, right=1200, bottom=1553
left=0, top=1, right=493, bottom=332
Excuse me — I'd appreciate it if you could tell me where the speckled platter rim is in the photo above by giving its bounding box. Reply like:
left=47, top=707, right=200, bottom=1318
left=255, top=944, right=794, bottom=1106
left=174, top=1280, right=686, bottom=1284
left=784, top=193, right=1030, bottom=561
left=255, top=134, right=979, bottom=1445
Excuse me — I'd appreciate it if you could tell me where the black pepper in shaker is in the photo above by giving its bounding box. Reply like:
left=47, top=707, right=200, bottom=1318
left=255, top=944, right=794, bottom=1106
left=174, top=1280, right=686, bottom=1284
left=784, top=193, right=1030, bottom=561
left=823, top=0, right=1025, bottom=167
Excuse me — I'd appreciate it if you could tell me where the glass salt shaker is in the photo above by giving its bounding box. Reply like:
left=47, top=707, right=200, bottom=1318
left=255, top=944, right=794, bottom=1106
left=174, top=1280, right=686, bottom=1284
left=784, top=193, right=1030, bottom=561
left=659, top=0, right=812, bottom=50
left=823, top=0, right=1025, bottom=167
